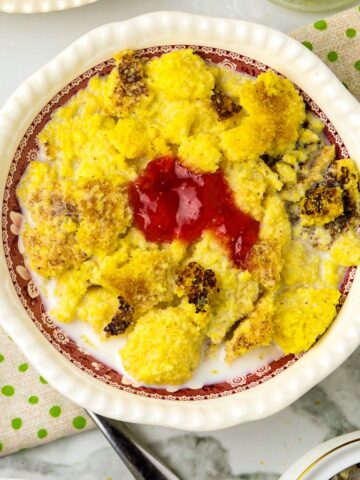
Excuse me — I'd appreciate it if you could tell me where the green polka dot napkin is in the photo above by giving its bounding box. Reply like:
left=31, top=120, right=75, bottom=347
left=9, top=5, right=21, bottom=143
left=0, top=327, right=92, bottom=456
left=291, top=6, right=360, bottom=100
left=2, top=5, right=360, bottom=459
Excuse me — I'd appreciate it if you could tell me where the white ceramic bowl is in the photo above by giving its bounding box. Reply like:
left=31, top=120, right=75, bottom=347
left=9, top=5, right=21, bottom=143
left=1, top=12, right=360, bottom=431
left=281, top=431, right=360, bottom=479
left=0, top=0, right=97, bottom=13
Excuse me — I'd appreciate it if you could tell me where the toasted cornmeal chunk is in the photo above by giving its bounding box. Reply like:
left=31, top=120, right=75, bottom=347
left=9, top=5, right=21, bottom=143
left=146, top=49, right=215, bottom=101
left=96, top=249, right=177, bottom=316
left=247, top=241, right=282, bottom=289
left=77, top=287, right=119, bottom=335
left=22, top=220, right=84, bottom=279
left=225, top=291, right=276, bottom=361
left=121, top=303, right=204, bottom=385
left=17, top=162, right=79, bottom=230
left=190, top=232, right=259, bottom=344
left=240, top=70, right=305, bottom=153
left=221, top=70, right=305, bottom=161
left=327, top=157, right=360, bottom=217
left=328, top=157, right=359, bottom=189
left=274, top=287, right=340, bottom=354
left=279, top=140, right=313, bottom=202
left=281, top=145, right=336, bottom=205
left=104, top=50, right=148, bottom=117
left=300, top=183, right=343, bottom=227
left=331, top=229, right=360, bottom=266
left=179, top=134, right=222, bottom=173
left=206, top=269, right=259, bottom=345
left=75, top=177, right=131, bottom=256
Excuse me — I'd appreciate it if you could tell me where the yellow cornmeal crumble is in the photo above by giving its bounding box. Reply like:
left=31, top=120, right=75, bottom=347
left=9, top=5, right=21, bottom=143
left=17, top=48, right=360, bottom=386
left=121, top=302, right=205, bottom=385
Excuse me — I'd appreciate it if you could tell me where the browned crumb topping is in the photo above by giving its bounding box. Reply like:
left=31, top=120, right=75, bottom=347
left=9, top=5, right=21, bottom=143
left=114, top=51, right=147, bottom=112
left=211, top=88, right=242, bottom=119
left=177, top=261, right=217, bottom=313
left=300, top=183, right=343, bottom=226
left=22, top=223, right=86, bottom=278
left=50, top=194, right=79, bottom=222
left=104, top=296, right=134, bottom=336
left=78, top=179, right=117, bottom=219
left=75, top=178, right=131, bottom=255
left=327, top=163, right=358, bottom=188
left=325, top=190, right=357, bottom=238
left=324, top=160, right=359, bottom=236
left=225, top=292, right=275, bottom=362
left=247, top=241, right=282, bottom=289
left=26, top=182, right=79, bottom=224
left=110, top=277, right=149, bottom=309
left=297, top=155, right=360, bottom=240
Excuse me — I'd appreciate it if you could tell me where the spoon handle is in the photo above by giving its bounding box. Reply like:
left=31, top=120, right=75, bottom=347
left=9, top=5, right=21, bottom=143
left=87, top=411, right=179, bottom=480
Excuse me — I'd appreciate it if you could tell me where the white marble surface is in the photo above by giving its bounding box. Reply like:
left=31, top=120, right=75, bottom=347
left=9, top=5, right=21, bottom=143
left=1, top=348, right=360, bottom=479
left=1, top=0, right=360, bottom=479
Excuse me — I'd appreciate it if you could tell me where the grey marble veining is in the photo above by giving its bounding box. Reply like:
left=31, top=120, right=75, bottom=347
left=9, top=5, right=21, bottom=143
left=152, top=435, right=279, bottom=479
left=1, top=348, right=359, bottom=479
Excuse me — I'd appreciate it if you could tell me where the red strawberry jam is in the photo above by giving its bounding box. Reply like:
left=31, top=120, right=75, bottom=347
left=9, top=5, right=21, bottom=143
left=128, top=157, right=260, bottom=268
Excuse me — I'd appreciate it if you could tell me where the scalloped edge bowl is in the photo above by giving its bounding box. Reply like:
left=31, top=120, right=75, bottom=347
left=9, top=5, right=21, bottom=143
left=1, top=12, right=360, bottom=431
left=280, top=431, right=360, bottom=479
left=0, top=0, right=98, bottom=13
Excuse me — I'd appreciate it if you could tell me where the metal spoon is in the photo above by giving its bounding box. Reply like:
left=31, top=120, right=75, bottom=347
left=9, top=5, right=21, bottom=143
left=87, top=411, right=180, bottom=480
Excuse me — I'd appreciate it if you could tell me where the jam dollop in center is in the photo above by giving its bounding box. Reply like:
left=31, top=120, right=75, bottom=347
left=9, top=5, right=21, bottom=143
left=129, top=157, right=260, bottom=268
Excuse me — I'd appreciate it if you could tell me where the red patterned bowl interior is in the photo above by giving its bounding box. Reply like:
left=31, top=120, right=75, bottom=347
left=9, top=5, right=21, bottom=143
left=2, top=45, right=356, bottom=401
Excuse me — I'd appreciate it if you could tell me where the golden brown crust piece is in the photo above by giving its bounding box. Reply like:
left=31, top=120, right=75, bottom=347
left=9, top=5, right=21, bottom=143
left=98, top=249, right=176, bottom=318
left=300, top=183, right=344, bottom=227
left=211, top=88, right=242, bottom=119
left=325, top=158, right=360, bottom=236
left=103, top=296, right=134, bottom=336
left=75, top=178, right=131, bottom=255
left=109, top=50, right=148, bottom=116
left=22, top=222, right=86, bottom=278
left=176, top=261, right=217, bottom=313
left=109, top=277, right=149, bottom=310
left=49, top=195, right=79, bottom=222
left=225, top=291, right=275, bottom=362
left=246, top=240, right=282, bottom=289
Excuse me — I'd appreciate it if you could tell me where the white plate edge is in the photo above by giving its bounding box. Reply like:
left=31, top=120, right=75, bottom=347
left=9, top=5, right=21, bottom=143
left=0, top=0, right=98, bottom=13
left=0, top=11, right=359, bottom=431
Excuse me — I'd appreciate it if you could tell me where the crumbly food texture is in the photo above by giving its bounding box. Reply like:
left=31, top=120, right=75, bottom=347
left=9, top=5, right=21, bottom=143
left=17, top=49, right=360, bottom=386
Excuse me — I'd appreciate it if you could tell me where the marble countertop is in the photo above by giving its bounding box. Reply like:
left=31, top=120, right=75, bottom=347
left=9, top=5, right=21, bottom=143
left=1, top=0, right=360, bottom=478
left=1, top=348, right=360, bottom=479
